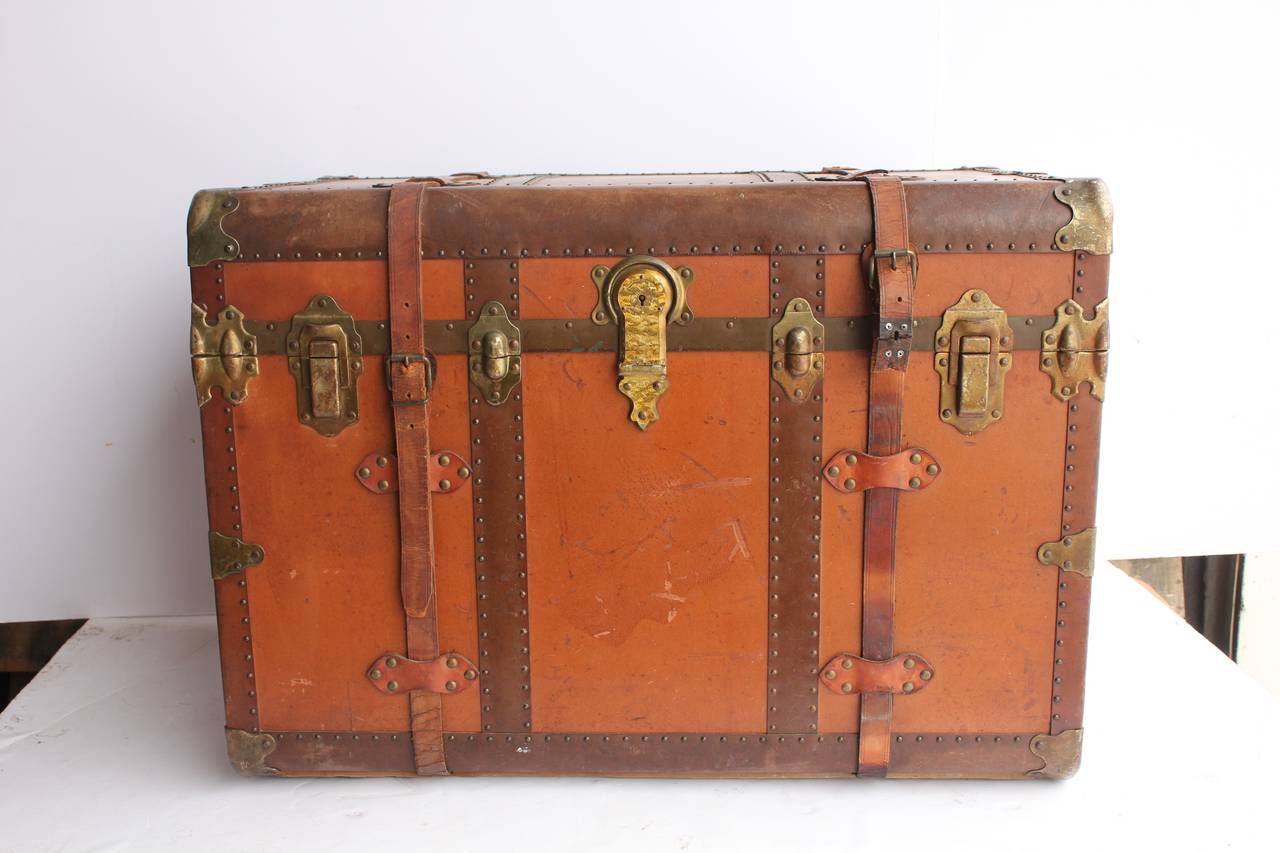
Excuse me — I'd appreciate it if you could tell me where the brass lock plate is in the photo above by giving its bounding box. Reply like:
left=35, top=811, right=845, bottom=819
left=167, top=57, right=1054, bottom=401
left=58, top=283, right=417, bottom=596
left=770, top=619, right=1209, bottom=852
left=589, top=257, right=693, bottom=430
left=934, top=289, right=1013, bottom=434
left=191, top=303, right=258, bottom=406
left=286, top=294, right=363, bottom=436
left=771, top=298, right=825, bottom=402
left=1041, top=298, right=1108, bottom=402
left=468, top=301, right=522, bottom=405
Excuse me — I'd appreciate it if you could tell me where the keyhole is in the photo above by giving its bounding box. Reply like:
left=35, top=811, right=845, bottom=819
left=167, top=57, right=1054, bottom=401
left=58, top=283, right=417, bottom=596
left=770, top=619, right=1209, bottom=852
left=637, top=293, right=647, bottom=306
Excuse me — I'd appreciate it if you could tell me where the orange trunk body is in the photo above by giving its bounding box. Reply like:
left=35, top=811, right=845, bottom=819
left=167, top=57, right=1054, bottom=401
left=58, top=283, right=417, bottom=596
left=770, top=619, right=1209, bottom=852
left=192, top=170, right=1109, bottom=779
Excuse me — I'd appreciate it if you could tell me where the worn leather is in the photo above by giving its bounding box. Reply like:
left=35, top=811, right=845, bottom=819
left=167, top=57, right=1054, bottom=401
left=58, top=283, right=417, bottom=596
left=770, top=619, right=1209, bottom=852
left=387, top=181, right=447, bottom=775
left=858, top=174, right=915, bottom=777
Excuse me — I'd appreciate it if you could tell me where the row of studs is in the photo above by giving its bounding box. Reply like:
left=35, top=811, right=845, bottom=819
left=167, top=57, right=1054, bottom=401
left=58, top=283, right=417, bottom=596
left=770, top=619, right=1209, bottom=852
left=1049, top=250, right=1093, bottom=733
left=469, top=261, right=532, bottom=733
left=230, top=241, right=1061, bottom=263
left=200, top=262, right=258, bottom=731
left=266, top=731, right=1033, bottom=748
left=767, top=255, right=825, bottom=732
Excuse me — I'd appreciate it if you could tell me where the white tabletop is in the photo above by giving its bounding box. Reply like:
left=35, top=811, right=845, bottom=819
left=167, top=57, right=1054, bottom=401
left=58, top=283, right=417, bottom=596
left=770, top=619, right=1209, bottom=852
left=1, top=564, right=1275, bottom=853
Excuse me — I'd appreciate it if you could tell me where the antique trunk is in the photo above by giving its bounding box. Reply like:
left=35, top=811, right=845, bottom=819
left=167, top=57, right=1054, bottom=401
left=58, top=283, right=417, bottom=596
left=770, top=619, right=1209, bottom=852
left=188, top=168, right=1110, bottom=779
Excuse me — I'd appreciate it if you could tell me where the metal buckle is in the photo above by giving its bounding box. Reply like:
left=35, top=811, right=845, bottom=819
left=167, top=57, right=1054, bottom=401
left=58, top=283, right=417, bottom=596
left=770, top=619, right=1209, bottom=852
left=867, top=247, right=918, bottom=290
left=384, top=352, right=435, bottom=396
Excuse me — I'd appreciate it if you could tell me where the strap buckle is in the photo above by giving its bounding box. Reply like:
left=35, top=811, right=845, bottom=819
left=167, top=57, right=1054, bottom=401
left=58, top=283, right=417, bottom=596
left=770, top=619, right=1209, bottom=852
left=384, top=352, right=435, bottom=400
left=866, top=247, right=918, bottom=290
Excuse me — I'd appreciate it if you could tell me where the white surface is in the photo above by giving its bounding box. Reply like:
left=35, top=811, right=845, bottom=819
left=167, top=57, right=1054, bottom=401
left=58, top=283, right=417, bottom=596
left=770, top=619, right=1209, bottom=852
left=1241, top=553, right=1280, bottom=698
left=1, top=565, right=1276, bottom=852
left=2, top=0, right=1279, bottom=620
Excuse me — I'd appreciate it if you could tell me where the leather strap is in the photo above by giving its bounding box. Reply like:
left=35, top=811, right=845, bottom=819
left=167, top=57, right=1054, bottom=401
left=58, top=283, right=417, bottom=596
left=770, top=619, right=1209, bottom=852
left=387, top=180, right=447, bottom=775
left=858, top=174, right=914, bottom=777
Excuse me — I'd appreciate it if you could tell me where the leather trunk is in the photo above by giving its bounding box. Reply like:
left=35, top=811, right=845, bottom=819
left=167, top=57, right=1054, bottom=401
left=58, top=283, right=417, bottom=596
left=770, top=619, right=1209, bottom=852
left=188, top=169, right=1110, bottom=779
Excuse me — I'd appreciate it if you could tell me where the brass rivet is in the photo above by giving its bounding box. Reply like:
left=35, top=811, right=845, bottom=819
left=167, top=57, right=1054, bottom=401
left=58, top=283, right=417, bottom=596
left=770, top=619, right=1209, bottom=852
left=458, top=467, right=471, bottom=478
left=440, top=454, right=452, bottom=466
left=439, top=479, right=452, bottom=491
left=910, top=452, right=922, bottom=464
left=841, top=682, right=853, bottom=694
left=926, top=463, right=939, bottom=475
left=370, top=669, right=381, bottom=679
left=921, top=670, right=933, bottom=681
left=903, top=682, right=915, bottom=693
left=845, top=454, right=857, bottom=465
left=446, top=657, right=458, bottom=668
left=445, top=680, right=458, bottom=691
left=376, top=456, right=389, bottom=467
left=825, top=670, right=837, bottom=680
left=464, top=669, right=477, bottom=680
left=387, top=681, right=398, bottom=691
left=827, top=465, right=840, bottom=477
left=909, top=477, right=922, bottom=489
left=357, top=467, right=371, bottom=479
left=904, top=658, right=915, bottom=669
left=841, top=658, right=853, bottom=670
left=377, top=480, right=390, bottom=491
left=843, top=478, right=856, bottom=490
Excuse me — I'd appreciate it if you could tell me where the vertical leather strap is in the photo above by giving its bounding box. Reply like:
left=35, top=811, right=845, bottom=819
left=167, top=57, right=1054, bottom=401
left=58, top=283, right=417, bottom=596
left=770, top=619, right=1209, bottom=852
left=858, top=174, right=914, bottom=777
left=387, top=180, right=446, bottom=775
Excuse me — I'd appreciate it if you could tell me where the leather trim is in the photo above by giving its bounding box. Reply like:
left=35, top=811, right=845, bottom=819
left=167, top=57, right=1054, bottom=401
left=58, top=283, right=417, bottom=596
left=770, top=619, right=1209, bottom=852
left=467, top=260, right=534, bottom=736
left=767, top=254, right=826, bottom=734
left=387, top=182, right=447, bottom=775
left=822, top=448, right=940, bottom=493
left=256, top=730, right=1045, bottom=778
left=192, top=263, right=259, bottom=733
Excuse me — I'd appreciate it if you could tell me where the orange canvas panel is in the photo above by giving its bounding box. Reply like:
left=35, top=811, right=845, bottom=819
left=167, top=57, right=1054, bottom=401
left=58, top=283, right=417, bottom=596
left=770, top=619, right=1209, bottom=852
left=238, top=356, right=406, bottom=732
left=817, top=350, right=869, bottom=733
left=892, top=358, right=1066, bottom=733
left=914, top=253, right=1074, bottom=317
left=523, top=351, right=770, bottom=733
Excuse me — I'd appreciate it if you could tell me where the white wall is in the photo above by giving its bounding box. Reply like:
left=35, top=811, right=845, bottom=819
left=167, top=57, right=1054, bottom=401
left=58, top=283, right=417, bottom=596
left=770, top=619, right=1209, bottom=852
left=1, top=0, right=1276, bottom=621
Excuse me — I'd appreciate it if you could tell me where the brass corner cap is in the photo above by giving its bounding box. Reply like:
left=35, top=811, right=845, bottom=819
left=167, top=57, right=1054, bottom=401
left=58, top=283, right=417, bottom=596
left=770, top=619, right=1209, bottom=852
left=1053, top=179, right=1112, bottom=255
left=226, top=728, right=279, bottom=776
left=1028, top=728, right=1083, bottom=779
left=188, top=189, right=241, bottom=267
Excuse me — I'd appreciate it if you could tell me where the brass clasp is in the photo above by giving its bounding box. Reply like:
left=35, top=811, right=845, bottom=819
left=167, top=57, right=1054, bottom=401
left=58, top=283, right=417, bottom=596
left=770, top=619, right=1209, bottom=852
left=771, top=298, right=825, bottom=402
left=468, top=302, right=522, bottom=405
left=286, top=294, right=363, bottom=436
left=590, top=257, right=693, bottom=430
left=933, top=289, right=1013, bottom=434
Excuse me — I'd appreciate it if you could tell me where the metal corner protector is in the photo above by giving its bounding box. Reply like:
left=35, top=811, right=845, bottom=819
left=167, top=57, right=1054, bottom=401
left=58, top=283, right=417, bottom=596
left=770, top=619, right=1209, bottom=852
left=1053, top=179, right=1113, bottom=255
left=188, top=189, right=241, bottom=267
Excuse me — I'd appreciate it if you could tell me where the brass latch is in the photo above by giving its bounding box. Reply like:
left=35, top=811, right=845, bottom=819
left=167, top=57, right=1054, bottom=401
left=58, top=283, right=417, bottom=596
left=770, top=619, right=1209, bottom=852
left=286, top=294, right=363, bottom=436
left=590, top=256, right=693, bottom=430
left=1041, top=298, right=1108, bottom=402
left=771, top=298, right=825, bottom=401
left=934, top=289, right=1013, bottom=434
left=191, top=304, right=258, bottom=405
left=469, top=301, right=522, bottom=405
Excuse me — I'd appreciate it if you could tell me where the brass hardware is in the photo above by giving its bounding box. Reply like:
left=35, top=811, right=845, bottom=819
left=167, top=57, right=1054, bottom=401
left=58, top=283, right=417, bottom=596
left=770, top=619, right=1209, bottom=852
left=226, top=729, right=279, bottom=776
left=468, top=302, right=522, bottom=405
left=209, top=532, right=265, bottom=581
left=187, top=189, right=240, bottom=267
left=1038, top=528, right=1096, bottom=577
left=934, top=289, right=1014, bottom=434
left=1053, top=179, right=1113, bottom=255
left=1028, top=729, right=1083, bottom=779
left=771, top=298, right=825, bottom=402
left=286, top=295, right=363, bottom=436
left=191, top=304, right=258, bottom=406
left=589, top=257, right=692, bottom=429
left=1041, top=298, right=1109, bottom=402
